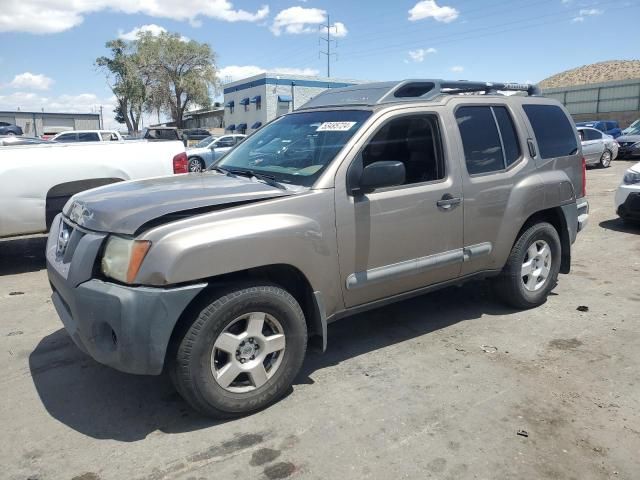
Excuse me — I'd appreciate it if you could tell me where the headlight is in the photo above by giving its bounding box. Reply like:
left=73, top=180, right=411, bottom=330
left=623, top=170, right=640, bottom=185
left=101, top=236, right=151, bottom=283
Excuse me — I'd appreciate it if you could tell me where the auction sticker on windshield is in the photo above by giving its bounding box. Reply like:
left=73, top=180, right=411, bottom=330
left=317, top=122, right=357, bottom=132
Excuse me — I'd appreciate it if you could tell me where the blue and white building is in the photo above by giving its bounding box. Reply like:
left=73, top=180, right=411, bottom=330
left=222, top=72, right=363, bottom=134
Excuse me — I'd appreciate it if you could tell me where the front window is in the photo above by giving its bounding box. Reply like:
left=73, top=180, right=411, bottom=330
left=215, top=109, right=372, bottom=187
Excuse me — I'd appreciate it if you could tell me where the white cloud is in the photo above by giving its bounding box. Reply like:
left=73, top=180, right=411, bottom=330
left=409, top=1, right=459, bottom=23
left=407, top=47, right=437, bottom=62
left=572, top=8, right=603, bottom=22
left=118, top=24, right=189, bottom=41
left=0, top=0, right=270, bottom=34
left=9, top=72, right=54, bottom=90
left=219, top=65, right=320, bottom=82
left=270, top=6, right=348, bottom=37
left=450, top=65, right=464, bottom=72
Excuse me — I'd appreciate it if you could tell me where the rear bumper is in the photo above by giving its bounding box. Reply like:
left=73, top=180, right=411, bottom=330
left=577, top=200, right=589, bottom=233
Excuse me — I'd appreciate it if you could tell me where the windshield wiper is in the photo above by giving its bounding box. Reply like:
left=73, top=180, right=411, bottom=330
left=226, top=169, right=288, bottom=191
left=209, top=165, right=236, bottom=177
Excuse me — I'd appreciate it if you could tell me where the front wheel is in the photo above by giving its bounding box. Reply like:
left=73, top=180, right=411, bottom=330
left=171, top=284, right=307, bottom=418
left=599, top=149, right=612, bottom=168
left=495, top=222, right=561, bottom=309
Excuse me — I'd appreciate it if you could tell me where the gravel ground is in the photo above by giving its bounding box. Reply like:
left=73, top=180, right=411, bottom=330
left=1, top=160, right=639, bottom=480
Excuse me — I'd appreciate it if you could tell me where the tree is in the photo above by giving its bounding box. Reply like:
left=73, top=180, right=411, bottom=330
left=96, top=40, right=146, bottom=134
left=137, top=32, right=218, bottom=128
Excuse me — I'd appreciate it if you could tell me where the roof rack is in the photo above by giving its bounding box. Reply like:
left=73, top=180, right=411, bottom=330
left=299, top=79, right=541, bottom=110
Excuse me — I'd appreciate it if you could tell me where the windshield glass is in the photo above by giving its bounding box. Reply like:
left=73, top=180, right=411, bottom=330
left=194, top=135, right=217, bottom=148
left=215, top=109, right=371, bottom=187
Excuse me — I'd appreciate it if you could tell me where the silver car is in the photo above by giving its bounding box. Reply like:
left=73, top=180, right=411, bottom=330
left=577, top=126, right=618, bottom=168
left=46, top=79, right=589, bottom=418
left=186, top=134, right=246, bottom=172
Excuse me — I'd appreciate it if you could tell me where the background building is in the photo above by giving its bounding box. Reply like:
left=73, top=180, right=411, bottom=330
left=540, top=60, right=640, bottom=127
left=222, top=73, right=362, bottom=134
left=0, top=111, right=100, bottom=137
left=182, top=107, right=225, bottom=130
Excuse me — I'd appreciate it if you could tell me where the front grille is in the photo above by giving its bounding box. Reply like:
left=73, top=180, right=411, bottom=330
left=56, top=219, right=85, bottom=264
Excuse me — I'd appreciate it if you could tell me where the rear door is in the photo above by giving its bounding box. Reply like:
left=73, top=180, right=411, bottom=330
left=335, top=109, right=464, bottom=307
left=452, top=102, right=533, bottom=275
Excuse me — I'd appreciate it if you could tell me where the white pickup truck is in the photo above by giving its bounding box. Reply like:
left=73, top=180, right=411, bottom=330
left=0, top=140, right=187, bottom=238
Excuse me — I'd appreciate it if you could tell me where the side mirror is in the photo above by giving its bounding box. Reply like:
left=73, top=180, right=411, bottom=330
left=356, top=161, right=405, bottom=194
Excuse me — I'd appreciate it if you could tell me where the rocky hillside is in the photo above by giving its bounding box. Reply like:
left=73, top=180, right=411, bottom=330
left=539, top=60, right=640, bottom=89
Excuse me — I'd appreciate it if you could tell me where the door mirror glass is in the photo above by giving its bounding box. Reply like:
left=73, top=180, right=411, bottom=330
left=357, top=161, right=406, bottom=193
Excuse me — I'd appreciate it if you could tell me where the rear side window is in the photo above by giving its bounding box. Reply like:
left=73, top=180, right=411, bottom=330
left=584, top=129, right=602, bottom=140
left=455, top=105, right=521, bottom=175
left=523, top=104, right=578, bottom=159
left=78, top=132, right=100, bottom=142
left=55, top=133, right=76, bottom=142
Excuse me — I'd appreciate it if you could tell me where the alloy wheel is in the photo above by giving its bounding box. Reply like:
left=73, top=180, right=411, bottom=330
left=521, top=240, right=552, bottom=292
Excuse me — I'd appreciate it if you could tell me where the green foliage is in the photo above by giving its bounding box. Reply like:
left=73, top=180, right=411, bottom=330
left=96, top=32, right=218, bottom=131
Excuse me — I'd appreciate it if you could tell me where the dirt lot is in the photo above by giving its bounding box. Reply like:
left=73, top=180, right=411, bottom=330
left=1, top=160, right=639, bottom=480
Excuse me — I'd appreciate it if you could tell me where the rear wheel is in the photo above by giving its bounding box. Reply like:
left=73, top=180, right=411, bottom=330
left=495, top=222, right=561, bottom=309
left=599, top=149, right=612, bottom=168
left=171, top=284, right=307, bottom=418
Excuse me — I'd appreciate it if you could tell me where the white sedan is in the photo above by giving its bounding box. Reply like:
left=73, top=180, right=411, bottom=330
left=615, top=161, right=640, bottom=224
left=186, top=134, right=246, bottom=172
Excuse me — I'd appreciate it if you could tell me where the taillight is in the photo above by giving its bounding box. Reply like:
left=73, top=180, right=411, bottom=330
left=173, top=152, right=188, bottom=174
left=581, top=157, right=587, bottom=197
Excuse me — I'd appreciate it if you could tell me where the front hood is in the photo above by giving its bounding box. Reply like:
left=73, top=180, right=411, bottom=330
left=63, top=172, right=292, bottom=235
left=617, top=135, right=640, bottom=143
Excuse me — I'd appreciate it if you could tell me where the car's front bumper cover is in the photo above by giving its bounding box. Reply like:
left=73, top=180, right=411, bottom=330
left=617, top=192, right=640, bottom=221
left=46, top=214, right=206, bottom=375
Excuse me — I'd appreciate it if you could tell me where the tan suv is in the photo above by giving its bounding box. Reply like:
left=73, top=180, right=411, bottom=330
left=46, top=80, right=589, bottom=418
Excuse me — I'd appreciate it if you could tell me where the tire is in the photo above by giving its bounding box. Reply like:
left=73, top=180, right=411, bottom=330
left=171, top=284, right=307, bottom=418
left=599, top=149, right=612, bottom=168
left=188, top=157, right=204, bottom=173
left=495, top=222, right=561, bottom=309
left=5, top=131, right=16, bottom=136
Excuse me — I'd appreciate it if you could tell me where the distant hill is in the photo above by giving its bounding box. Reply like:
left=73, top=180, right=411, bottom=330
left=539, top=60, right=640, bottom=89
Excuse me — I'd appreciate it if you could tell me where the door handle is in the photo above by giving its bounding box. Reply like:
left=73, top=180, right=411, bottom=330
left=437, top=194, right=461, bottom=210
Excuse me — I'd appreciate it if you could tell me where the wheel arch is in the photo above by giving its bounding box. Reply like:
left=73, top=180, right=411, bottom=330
left=516, top=206, right=571, bottom=274
left=165, top=263, right=327, bottom=371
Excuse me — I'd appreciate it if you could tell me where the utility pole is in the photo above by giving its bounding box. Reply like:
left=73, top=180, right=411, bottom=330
left=319, top=14, right=337, bottom=77
left=99, top=105, right=104, bottom=129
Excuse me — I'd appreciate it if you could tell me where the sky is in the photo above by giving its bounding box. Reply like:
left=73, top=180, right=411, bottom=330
left=0, top=0, right=638, bottom=129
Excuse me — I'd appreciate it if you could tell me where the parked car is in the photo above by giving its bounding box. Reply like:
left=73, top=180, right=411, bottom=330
left=0, top=135, right=52, bottom=146
left=615, top=161, right=640, bottom=224
left=0, top=140, right=186, bottom=237
left=186, top=134, right=246, bottom=171
left=577, top=127, right=618, bottom=167
left=576, top=120, right=622, bottom=138
left=0, top=122, right=23, bottom=136
left=52, top=130, right=123, bottom=143
left=616, top=133, right=640, bottom=159
left=143, top=127, right=182, bottom=141
left=622, top=119, right=640, bottom=135
left=183, top=128, right=211, bottom=142
left=46, top=79, right=588, bottom=418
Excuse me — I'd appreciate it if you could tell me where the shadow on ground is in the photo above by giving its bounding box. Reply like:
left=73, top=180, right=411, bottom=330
left=0, top=236, right=47, bottom=276
left=29, top=281, right=513, bottom=442
left=599, top=218, right=640, bottom=234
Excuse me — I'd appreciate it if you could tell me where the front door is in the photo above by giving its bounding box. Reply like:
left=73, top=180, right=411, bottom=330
left=335, top=112, right=464, bottom=308
left=582, top=128, right=605, bottom=163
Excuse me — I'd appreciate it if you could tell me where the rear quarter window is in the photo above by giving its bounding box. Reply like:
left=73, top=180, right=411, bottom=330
left=523, top=104, right=578, bottom=159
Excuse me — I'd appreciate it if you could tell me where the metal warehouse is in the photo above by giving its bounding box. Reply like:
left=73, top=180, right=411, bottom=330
left=539, top=60, right=640, bottom=127
left=222, top=73, right=363, bottom=134
left=0, top=111, right=100, bottom=137
left=542, top=79, right=640, bottom=126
